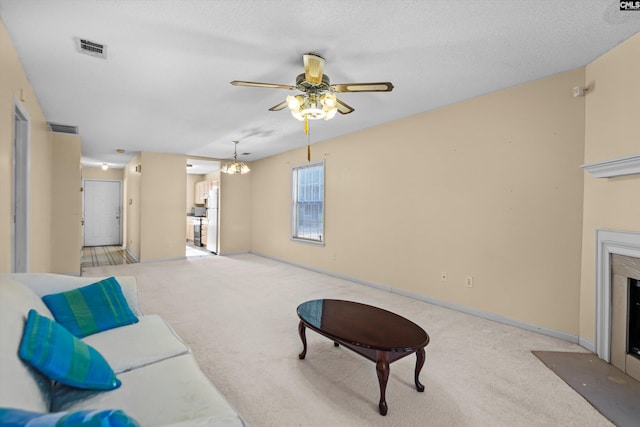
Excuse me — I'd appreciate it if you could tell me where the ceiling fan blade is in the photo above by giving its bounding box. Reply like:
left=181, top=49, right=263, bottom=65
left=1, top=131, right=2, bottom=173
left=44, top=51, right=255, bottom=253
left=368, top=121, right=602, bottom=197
left=332, top=82, right=394, bottom=93
left=336, top=98, right=355, bottom=115
left=230, top=80, right=296, bottom=90
left=303, top=53, right=325, bottom=85
left=268, top=100, right=288, bottom=111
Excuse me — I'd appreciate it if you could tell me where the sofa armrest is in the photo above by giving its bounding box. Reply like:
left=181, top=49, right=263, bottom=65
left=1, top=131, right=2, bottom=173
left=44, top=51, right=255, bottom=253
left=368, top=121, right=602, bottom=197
left=0, top=274, right=142, bottom=316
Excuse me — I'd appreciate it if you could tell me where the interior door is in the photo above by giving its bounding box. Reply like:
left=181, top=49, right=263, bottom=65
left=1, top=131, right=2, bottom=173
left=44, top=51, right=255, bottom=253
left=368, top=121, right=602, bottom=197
left=83, top=180, right=121, bottom=246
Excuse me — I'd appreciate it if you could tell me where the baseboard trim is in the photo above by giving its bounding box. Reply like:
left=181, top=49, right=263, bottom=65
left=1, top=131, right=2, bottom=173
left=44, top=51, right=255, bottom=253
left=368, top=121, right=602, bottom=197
left=580, top=337, right=596, bottom=353
left=124, top=247, right=139, bottom=263
left=250, top=251, right=583, bottom=347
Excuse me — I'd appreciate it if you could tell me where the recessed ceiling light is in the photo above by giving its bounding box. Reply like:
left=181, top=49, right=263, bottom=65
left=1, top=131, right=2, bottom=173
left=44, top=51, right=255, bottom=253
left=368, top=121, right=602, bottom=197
left=116, top=149, right=125, bottom=153
left=242, top=152, right=251, bottom=156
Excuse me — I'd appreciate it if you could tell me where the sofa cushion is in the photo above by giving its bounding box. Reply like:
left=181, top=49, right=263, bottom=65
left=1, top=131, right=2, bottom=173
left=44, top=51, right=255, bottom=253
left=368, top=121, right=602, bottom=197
left=43, top=277, right=139, bottom=338
left=52, top=354, right=245, bottom=427
left=19, top=310, right=121, bottom=391
left=0, top=407, right=140, bottom=427
left=83, top=314, right=190, bottom=374
left=0, top=279, right=52, bottom=412
left=0, top=274, right=143, bottom=316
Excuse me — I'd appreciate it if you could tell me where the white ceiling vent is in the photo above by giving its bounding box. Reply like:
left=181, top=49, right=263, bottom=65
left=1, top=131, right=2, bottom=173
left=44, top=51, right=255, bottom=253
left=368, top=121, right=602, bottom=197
left=76, top=38, right=106, bottom=59
left=48, top=122, right=79, bottom=134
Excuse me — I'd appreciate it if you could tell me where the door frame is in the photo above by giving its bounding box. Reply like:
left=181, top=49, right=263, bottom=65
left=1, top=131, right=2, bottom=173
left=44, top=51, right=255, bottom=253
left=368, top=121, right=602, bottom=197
left=82, top=179, right=123, bottom=246
left=12, top=98, right=30, bottom=273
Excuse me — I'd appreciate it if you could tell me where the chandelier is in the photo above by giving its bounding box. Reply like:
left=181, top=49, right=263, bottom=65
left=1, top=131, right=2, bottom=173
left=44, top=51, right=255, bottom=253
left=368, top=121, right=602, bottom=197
left=286, top=92, right=338, bottom=121
left=221, top=141, right=250, bottom=175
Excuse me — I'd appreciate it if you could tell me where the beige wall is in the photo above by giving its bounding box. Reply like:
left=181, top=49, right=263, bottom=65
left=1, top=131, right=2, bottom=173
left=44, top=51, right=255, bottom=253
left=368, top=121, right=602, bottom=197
left=0, top=18, right=52, bottom=272
left=124, top=154, right=142, bottom=258
left=580, top=33, right=640, bottom=344
left=50, top=133, right=82, bottom=274
left=139, top=152, right=187, bottom=261
left=251, top=68, right=587, bottom=336
left=83, top=166, right=123, bottom=181
left=219, top=171, right=251, bottom=254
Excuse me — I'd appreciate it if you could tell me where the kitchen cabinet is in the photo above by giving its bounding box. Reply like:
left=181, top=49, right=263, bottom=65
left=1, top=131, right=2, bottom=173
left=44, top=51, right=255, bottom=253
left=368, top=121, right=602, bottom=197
left=194, top=181, right=206, bottom=205
left=194, top=180, right=217, bottom=205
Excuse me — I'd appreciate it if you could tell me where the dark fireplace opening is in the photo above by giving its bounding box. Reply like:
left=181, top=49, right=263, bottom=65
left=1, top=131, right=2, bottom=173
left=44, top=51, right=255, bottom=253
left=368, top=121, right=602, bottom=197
left=630, top=278, right=640, bottom=359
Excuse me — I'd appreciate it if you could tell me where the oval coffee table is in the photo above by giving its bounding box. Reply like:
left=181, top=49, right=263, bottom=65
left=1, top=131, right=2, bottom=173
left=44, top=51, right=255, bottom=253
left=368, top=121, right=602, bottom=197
left=297, top=299, right=430, bottom=415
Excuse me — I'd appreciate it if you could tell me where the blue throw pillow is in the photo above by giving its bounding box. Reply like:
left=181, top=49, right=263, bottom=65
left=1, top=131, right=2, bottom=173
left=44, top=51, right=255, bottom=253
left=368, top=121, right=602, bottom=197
left=42, top=277, right=138, bottom=338
left=18, top=309, right=121, bottom=390
left=0, top=407, right=139, bottom=427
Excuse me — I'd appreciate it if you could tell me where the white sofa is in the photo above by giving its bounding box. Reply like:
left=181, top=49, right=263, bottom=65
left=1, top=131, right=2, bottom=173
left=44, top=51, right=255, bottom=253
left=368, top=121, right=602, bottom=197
left=0, top=274, right=246, bottom=427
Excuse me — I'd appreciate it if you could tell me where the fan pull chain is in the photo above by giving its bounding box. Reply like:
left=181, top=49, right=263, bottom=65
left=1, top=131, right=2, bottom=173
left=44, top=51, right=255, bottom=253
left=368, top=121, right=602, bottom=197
left=304, top=116, right=311, bottom=162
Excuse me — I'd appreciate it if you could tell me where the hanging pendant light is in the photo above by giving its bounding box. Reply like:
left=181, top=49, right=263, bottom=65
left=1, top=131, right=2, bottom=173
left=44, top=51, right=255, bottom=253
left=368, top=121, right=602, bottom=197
left=221, top=141, right=250, bottom=175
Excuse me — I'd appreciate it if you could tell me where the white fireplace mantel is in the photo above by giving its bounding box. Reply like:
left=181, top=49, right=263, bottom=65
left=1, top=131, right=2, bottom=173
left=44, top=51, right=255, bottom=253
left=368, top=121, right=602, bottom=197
left=581, top=154, right=640, bottom=178
left=595, top=229, right=640, bottom=362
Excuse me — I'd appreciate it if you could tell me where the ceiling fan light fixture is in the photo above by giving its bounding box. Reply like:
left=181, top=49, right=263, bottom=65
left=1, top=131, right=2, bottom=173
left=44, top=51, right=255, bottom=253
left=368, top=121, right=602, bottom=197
left=288, top=92, right=338, bottom=121
left=287, top=95, right=301, bottom=110
left=221, top=141, right=250, bottom=175
left=321, top=92, right=336, bottom=107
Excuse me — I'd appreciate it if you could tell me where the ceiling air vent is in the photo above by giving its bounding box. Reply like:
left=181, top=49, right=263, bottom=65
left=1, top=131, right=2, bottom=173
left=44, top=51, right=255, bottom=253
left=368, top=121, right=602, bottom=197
left=48, top=122, right=79, bottom=134
left=76, top=38, right=107, bottom=59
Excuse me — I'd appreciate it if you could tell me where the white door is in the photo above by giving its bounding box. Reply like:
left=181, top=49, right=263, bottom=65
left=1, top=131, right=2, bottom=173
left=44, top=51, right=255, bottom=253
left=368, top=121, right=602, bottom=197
left=84, top=180, right=121, bottom=246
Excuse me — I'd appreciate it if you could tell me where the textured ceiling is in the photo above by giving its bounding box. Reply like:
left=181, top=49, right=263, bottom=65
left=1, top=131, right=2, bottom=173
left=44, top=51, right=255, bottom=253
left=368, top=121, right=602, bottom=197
left=1, top=0, right=639, bottom=169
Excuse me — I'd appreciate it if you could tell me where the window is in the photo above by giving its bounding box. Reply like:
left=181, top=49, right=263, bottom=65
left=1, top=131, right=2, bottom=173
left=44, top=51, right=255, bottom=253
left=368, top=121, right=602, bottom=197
left=291, top=160, right=324, bottom=244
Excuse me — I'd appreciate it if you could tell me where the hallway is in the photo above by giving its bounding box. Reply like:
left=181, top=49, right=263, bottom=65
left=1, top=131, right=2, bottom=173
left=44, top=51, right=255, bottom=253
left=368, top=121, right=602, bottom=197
left=81, top=244, right=213, bottom=270
left=81, top=246, right=137, bottom=269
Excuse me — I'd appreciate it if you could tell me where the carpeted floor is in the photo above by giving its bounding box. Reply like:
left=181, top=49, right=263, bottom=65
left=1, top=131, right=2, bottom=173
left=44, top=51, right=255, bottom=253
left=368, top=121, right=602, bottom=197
left=533, top=351, right=640, bottom=427
left=82, top=254, right=615, bottom=427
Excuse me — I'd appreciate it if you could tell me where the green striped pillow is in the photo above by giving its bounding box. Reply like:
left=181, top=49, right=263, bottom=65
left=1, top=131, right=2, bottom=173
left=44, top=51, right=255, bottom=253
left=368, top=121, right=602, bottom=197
left=0, top=407, right=139, bottom=427
left=18, top=309, right=121, bottom=390
left=42, top=277, right=138, bottom=338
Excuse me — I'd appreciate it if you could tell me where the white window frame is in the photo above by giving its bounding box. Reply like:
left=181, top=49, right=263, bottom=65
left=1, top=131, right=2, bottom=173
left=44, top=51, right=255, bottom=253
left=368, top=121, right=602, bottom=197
left=291, top=160, right=325, bottom=245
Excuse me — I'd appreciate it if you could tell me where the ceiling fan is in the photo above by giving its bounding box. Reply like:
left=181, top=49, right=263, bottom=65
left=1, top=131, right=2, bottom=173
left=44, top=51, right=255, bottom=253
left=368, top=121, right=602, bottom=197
left=230, top=53, right=394, bottom=121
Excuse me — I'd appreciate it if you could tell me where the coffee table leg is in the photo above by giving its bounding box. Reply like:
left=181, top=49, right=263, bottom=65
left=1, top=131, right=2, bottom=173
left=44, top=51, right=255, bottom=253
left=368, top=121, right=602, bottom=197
left=415, top=348, right=425, bottom=392
left=376, top=351, right=390, bottom=416
left=298, top=321, right=307, bottom=360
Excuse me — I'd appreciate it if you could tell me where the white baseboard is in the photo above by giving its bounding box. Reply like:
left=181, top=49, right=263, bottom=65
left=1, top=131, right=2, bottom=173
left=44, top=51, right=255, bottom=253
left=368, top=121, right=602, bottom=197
left=251, top=251, right=586, bottom=348
left=579, top=337, right=595, bottom=353
left=125, top=247, right=139, bottom=263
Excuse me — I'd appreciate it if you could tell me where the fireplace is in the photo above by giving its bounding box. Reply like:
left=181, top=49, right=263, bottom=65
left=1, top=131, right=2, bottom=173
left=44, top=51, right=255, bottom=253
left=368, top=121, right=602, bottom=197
left=630, top=278, right=640, bottom=359
left=596, top=230, right=640, bottom=383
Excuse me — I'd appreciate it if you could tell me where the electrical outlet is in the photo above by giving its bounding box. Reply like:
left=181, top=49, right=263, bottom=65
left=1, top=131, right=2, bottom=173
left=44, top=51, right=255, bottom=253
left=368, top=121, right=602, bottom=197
left=465, top=276, right=473, bottom=288
left=440, top=272, right=447, bottom=282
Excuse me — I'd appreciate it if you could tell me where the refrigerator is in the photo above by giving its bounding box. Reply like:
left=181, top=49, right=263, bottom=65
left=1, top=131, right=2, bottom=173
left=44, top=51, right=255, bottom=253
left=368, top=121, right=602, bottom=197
left=205, top=188, right=218, bottom=254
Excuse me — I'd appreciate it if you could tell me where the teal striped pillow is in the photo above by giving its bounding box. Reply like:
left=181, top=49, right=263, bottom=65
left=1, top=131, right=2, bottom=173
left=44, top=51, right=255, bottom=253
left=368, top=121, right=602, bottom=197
left=0, top=407, right=139, bottom=427
left=0, top=407, right=139, bottom=426
left=18, top=309, right=121, bottom=390
left=42, top=277, right=138, bottom=338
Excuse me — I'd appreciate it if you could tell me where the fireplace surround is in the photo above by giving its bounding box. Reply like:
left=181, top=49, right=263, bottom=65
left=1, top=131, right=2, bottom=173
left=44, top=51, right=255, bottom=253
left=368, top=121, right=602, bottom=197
left=595, top=229, right=640, bottom=382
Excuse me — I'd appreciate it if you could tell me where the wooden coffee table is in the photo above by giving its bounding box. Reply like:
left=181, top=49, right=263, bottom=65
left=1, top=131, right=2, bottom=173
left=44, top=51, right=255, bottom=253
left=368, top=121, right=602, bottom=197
left=297, top=299, right=430, bottom=415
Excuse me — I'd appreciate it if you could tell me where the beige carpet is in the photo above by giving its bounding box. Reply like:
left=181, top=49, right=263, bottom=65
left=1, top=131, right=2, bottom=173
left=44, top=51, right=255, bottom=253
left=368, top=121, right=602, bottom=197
left=83, top=254, right=613, bottom=427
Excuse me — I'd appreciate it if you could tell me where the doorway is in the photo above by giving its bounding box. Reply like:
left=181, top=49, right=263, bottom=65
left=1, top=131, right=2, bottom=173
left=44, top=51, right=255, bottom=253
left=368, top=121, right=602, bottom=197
left=12, top=100, right=29, bottom=273
left=83, top=180, right=122, bottom=246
